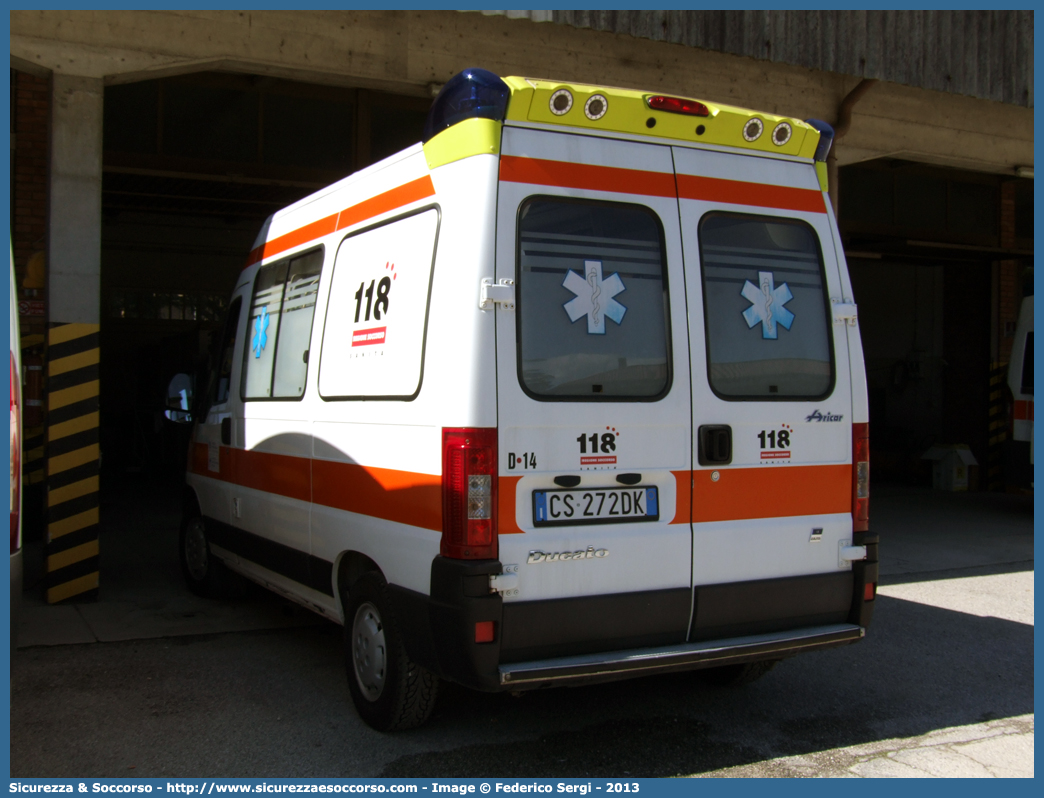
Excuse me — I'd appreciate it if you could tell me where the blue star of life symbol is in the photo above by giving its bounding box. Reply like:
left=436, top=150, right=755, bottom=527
left=562, top=260, right=627, bottom=335
left=741, top=271, right=794, bottom=340
left=252, top=306, right=270, bottom=358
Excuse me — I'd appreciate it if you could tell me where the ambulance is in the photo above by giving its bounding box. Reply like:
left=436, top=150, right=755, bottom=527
left=179, top=68, right=876, bottom=731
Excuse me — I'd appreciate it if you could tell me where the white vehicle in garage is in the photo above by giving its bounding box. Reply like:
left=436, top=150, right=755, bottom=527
left=1006, top=282, right=1033, bottom=486
left=177, top=68, right=875, bottom=730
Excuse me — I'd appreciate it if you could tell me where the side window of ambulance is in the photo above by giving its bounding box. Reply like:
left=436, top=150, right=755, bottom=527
left=272, top=252, right=324, bottom=397
left=207, top=297, right=243, bottom=412
left=698, top=213, right=833, bottom=399
left=517, top=197, right=671, bottom=400
left=241, top=248, right=324, bottom=400
left=318, top=208, right=439, bottom=400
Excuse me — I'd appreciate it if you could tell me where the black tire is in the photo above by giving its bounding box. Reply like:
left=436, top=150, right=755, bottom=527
left=698, top=658, right=780, bottom=687
left=179, top=513, right=228, bottom=598
left=344, top=573, right=438, bottom=732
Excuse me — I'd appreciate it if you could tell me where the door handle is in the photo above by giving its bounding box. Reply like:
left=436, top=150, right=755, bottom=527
left=221, top=417, right=232, bottom=446
left=698, top=425, right=732, bottom=466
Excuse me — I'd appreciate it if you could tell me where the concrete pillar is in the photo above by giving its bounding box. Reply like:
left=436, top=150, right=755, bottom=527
left=48, top=75, right=102, bottom=324
left=45, top=74, right=103, bottom=603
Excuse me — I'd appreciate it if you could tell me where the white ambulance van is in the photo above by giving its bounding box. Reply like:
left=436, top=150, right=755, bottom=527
left=179, top=69, right=875, bottom=731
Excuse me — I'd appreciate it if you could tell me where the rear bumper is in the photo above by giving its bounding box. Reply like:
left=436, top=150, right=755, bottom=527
left=391, top=551, right=876, bottom=692
left=499, top=622, right=865, bottom=689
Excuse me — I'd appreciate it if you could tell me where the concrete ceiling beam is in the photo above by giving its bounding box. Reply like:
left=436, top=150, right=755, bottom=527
left=11, top=9, right=1033, bottom=177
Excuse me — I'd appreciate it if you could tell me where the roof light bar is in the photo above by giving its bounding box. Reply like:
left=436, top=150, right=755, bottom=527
left=423, top=68, right=510, bottom=143
left=645, top=95, right=710, bottom=117
left=805, top=119, right=835, bottom=162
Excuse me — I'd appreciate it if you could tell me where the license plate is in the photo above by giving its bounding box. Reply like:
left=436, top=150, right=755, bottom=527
left=532, top=487, right=659, bottom=527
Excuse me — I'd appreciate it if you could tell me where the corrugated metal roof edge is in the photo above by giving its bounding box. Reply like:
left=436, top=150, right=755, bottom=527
left=473, top=10, right=1033, bottom=108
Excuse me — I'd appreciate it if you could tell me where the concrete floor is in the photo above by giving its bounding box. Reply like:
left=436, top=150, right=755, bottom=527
left=16, top=473, right=324, bottom=648
left=10, top=476, right=1034, bottom=778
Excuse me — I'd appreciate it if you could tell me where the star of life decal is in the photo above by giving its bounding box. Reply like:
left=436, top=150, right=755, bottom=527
left=563, top=260, right=627, bottom=335
left=252, top=306, right=270, bottom=358
left=741, top=271, right=794, bottom=340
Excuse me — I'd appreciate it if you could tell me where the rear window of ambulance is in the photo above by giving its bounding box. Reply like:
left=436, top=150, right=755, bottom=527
left=516, top=198, right=671, bottom=400
left=698, top=213, right=833, bottom=399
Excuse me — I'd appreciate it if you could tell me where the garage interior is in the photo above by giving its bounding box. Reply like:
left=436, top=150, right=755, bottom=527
left=839, top=161, right=1033, bottom=489
left=9, top=10, right=1033, bottom=609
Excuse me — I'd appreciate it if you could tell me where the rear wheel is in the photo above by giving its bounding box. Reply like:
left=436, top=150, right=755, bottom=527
left=699, top=659, right=780, bottom=687
left=179, top=514, right=228, bottom=598
left=344, top=573, right=438, bottom=731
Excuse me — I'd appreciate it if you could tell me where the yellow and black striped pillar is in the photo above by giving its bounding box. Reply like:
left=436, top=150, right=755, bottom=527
left=22, top=425, right=46, bottom=486
left=45, top=323, right=101, bottom=603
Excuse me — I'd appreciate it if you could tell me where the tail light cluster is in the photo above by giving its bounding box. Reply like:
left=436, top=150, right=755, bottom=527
left=852, top=422, right=869, bottom=533
left=441, top=428, right=497, bottom=560
left=11, top=353, right=22, bottom=555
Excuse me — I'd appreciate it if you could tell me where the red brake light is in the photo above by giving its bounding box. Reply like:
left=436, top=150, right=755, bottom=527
left=475, top=621, right=495, bottom=643
left=441, top=428, right=498, bottom=560
left=645, top=95, right=711, bottom=117
left=11, top=352, right=21, bottom=554
left=852, top=422, right=869, bottom=533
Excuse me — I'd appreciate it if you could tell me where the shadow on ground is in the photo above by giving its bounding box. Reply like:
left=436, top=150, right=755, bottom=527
left=378, top=590, right=1032, bottom=777
left=10, top=478, right=1033, bottom=777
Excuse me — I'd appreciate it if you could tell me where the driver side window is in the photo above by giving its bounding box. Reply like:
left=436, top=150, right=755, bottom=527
left=208, top=296, right=243, bottom=412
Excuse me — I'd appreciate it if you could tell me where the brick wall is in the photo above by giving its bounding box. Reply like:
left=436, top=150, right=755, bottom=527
left=12, top=69, right=51, bottom=500
left=12, top=70, right=50, bottom=281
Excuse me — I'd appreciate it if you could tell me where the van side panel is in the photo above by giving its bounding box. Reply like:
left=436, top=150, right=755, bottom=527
left=822, top=199, right=870, bottom=429
left=187, top=281, right=252, bottom=540
left=189, top=149, right=499, bottom=619
left=308, top=153, right=501, bottom=600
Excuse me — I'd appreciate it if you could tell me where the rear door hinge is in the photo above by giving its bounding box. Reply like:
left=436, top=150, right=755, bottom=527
left=480, top=277, right=515, bottom=311
left=490, top=564, right=519, bottom=596
left=832, top=300, right=858, bottom=326
left=839, top=540, right=867, bottom=568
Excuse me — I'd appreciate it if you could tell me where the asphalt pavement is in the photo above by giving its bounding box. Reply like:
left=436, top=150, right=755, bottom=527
left=10, top=478, right=1034, bottom=778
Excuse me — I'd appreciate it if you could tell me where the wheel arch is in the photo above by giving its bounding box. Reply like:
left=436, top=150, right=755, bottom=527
left=335, top=550, right=384, bottom=613
left=182, top=485, right=202, bottom=521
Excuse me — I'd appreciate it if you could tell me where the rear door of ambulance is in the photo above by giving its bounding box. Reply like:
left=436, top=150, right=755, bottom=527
left=674, top=146, right=857, bottom=640
left=493, top=125, right=693, bottom=662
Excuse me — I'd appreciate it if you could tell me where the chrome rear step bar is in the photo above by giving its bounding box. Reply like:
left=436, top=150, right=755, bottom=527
left=500, top=623, right=864, bottom=688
